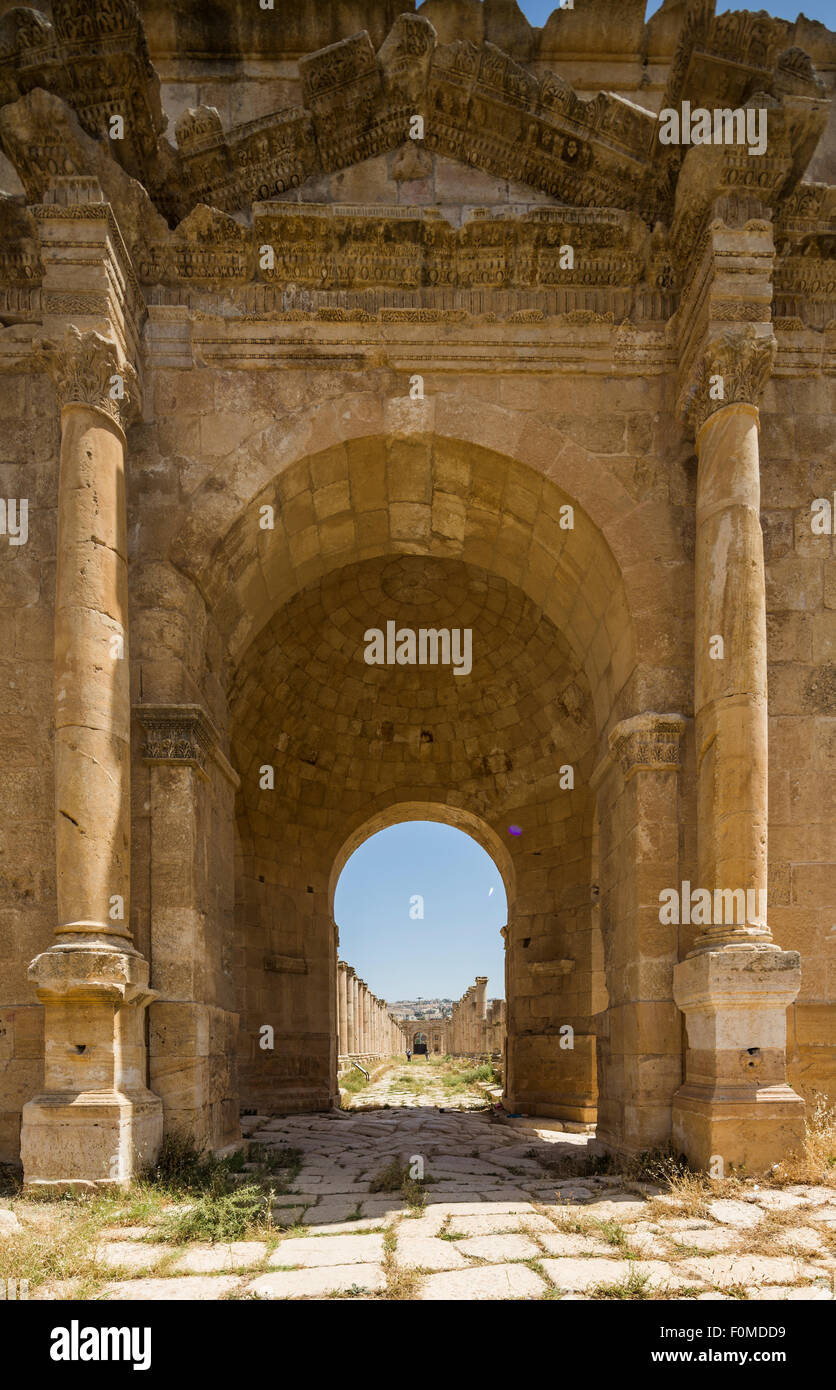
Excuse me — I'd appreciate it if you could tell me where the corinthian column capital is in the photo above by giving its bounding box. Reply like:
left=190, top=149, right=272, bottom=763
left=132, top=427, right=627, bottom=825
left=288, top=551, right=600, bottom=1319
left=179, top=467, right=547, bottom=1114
left=678, top=326, right=776, bottom=437
left=35, top=325, right=139, bottom=434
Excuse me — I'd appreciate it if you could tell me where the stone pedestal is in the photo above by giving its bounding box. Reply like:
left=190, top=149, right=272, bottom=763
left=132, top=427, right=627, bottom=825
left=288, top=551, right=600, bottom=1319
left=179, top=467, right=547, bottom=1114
left=20, top=945, right=162, bottom=1189
left=672, top=945, right=805, bottom=1172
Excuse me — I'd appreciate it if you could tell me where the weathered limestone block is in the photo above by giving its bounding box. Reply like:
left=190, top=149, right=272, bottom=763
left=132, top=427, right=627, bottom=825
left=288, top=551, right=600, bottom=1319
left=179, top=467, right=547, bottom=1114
left=508, top=1032, right=597, bottom=1123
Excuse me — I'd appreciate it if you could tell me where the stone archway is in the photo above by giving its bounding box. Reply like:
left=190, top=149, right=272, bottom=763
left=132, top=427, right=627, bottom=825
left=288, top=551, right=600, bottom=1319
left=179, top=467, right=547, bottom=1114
left=3, top=0, right=823, bottom=1196
left=163, top=429, right=687, bottom=1153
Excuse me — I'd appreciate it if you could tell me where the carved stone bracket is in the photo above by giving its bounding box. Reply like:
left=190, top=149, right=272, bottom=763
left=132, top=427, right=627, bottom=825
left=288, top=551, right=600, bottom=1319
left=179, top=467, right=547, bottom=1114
left=35, top=324, right=139, bottom=433
left=135, top=703, right=240, bottom=787
left=604, top=712, right=688, bottom=785
left=679, top=325, right=776, bottom=436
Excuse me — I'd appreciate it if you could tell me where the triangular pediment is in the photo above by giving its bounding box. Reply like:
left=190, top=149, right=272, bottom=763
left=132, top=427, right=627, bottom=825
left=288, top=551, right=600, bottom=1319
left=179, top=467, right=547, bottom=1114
left=0, top=0, right=830, bottom=311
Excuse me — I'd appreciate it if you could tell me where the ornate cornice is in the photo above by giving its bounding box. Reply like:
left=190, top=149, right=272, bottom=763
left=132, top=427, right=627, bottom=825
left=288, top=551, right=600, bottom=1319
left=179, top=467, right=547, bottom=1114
left=609, top=713, right=688, bottom=782
left=593, top=712, right=687, bottom=790
left=135, top=702, right=240, bottom=787
left=34, top=325, right=139, bottom=432
left=678, top=325, right=776, bottom=435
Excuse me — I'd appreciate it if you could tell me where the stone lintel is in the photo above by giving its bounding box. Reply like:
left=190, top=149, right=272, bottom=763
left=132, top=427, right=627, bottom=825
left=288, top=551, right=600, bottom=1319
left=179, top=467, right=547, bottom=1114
left=135, top=703, right=240, bottom=788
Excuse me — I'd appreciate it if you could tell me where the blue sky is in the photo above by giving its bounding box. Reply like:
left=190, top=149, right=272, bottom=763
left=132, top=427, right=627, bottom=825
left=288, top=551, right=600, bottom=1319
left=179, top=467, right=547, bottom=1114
left=517, top=0, right=833, bottom=25
left=334, top=821, right=508, bottom=1004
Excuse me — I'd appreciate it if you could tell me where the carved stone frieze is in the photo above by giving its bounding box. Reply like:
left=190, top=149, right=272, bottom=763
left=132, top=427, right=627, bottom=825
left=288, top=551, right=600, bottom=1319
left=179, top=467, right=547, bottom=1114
left=35, top=325, right=138, bottom=431
left=679, top=324, right=777, bottom=434
left=0, top=2, right=829, bottom=344
left=0, top=0, right=165, bottom=190
left=608, top=713, right=688, bottom=783
left=136, top=704, right=214, bottom=775
left=135, top=703, right=240, bottom=787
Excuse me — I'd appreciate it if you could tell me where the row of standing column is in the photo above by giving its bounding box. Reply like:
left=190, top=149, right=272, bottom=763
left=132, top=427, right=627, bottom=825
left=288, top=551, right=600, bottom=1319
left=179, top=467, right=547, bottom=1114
left=448, top=976, right=490, bottom=1054
left=336, top=960, right=402, bottom=1056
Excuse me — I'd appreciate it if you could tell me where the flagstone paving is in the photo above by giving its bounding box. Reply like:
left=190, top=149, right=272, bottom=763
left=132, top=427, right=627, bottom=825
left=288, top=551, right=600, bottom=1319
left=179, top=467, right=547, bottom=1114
left=21, top=1061, right=836, bottom=1302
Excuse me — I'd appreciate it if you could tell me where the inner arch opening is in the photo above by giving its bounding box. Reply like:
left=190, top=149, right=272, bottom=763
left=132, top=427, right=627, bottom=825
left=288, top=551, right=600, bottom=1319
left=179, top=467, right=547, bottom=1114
left=334, top=820, right=509, bottom=1060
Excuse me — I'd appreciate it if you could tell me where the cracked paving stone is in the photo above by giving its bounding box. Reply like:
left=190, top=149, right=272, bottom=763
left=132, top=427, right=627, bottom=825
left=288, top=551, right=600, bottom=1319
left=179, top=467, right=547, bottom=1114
left=100, top=1277, right=242, bottom=1301
left=269, top=1234, right=385, bottom=1267
left=447, top=1211, right=555, bottom=1236
left=454, top=1232, right=541, bottom=1261
left=393, top=1237, right=469, bottom=1270
left=245, top=1265, right=386, bottom=1299
left=94, top=1241, right=175, bottom=1271
left=417, top=1263, right=547, bottom=1300
left=678, top=1255, right=824, bottom=1287
left=540, top=1258, right=697, bottom=1292
left=172, top=1242, right=267, bottom=1273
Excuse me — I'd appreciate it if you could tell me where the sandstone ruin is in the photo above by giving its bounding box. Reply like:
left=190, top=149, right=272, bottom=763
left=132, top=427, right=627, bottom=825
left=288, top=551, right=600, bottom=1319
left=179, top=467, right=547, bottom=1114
left=0, top=0, right=834, bottom=1188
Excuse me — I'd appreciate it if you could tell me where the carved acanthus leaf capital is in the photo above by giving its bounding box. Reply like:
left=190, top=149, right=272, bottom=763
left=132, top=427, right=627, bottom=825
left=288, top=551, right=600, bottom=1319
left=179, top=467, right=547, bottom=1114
left=135, top=702, right=240, bottom=789
left=35, top=325, right=139, bottom=431
left=679, top=325, right=776, bottom=436
left=608, top=712, right=688, bottom=783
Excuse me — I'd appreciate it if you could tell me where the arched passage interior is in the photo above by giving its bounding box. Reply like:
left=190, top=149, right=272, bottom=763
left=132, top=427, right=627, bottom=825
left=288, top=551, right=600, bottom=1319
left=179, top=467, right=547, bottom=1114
left=143, top=431, right=687, bottom=1154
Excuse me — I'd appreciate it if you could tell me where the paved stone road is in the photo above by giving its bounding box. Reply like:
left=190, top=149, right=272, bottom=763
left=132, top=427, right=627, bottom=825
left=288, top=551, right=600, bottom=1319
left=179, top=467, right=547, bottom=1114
left=348, top=1058, right=490, bottom=1110
left=81, top=1075, right=836, bottom=1300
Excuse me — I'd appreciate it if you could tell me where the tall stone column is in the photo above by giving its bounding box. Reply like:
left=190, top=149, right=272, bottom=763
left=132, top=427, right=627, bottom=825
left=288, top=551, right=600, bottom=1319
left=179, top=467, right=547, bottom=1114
left=673, top=326, right=805, bottom=1171
left=475, top=977, right=488, bottom=1053
left=356, top=981, right=366, bottom=1053
left=345, top=966, right=356, bottom=1053
left=337, top=961, right=348, bottom=1057
left=354, top=981, right=363, bottom=1052
left=363, top=987, right=371, bottom=1054
left=21, top=327, right=162, bottom=1188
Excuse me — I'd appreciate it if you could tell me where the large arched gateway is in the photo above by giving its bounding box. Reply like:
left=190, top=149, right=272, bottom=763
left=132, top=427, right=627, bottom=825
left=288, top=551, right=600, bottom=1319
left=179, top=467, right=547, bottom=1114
left=0, top=0, right=832, bottom=1191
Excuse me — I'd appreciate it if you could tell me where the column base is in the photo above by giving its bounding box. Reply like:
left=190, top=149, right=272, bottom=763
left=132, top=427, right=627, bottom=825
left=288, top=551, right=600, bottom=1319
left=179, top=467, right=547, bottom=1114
left=21, top=1089, right=163, bottom=1191
left=672, top=1084, right=805, bottom=1174
left=672, top=943, right=805, bottom=1173
left=19, top=942, right=163, bottom=1188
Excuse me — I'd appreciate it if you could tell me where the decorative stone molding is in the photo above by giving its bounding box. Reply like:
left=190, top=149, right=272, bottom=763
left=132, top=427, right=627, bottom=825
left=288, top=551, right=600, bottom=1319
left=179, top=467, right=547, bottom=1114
left=679, top=326, right=777, bottom=435
left=35, top=325, right=138, bottom=432
left=135, top=703, right=240, bottom=787
left=607, top=712, right=687, bottom=784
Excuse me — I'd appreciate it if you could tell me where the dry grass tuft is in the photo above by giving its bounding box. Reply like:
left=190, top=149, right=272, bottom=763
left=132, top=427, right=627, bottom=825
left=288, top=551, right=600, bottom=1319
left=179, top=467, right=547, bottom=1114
left=772, top=1094, right=836, bottom=1187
